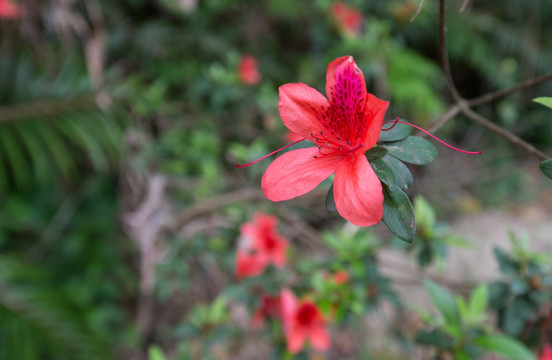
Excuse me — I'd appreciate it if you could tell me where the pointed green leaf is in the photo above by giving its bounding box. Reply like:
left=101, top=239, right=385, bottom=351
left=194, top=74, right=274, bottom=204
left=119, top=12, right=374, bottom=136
left=424, top=280, right=460, bottom=326
left=414, top=195, right=436, bottom=230
left=473, top=335, right=535, bottom=360
left=381, top=155, right=413, bottom=190
left=365, top=146, right=388, bottom=161
left=383, top=136, right=439, bottom=165
left=379, top=121, right=413, bottom=142
left=325, top=184, right=337, bottom=213
left=382, top=183, right=416, bottom=243
left=0, top=127, right=31, bottom=188
left=533, top=97, right=552, bottom=109
left=539, top=159, right=552, bottom=179
left=468, top=285, right=488, bottom=323
left=370, top=158, right=395, bottom=185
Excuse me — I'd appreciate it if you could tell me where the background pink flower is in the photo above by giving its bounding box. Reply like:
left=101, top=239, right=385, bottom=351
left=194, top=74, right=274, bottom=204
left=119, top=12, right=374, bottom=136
left=0, top=0, right=24, bottom=19
left=234, top=213, right=288, bottom=279
left=280, top=288, right=330, bottom=354
left=238, top=55, right=261, bottom=85
left=330, top=2, right=363, bottom=37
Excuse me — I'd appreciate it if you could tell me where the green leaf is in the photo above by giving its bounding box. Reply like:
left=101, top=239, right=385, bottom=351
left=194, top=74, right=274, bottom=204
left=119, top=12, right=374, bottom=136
left=148, top=346, right=167, bottom=360
left=365, top=146, right=388, bottom=161
left=533, top=97, right=552, bottom=109
left=424, top=280, right=460, bottom=326
left=414, top=195, right=436, bottom=230
left=539, top=159, right=552, bottom=179
left=382, top=183, right=416, bottom=243
left=383, top=136, right=439, bottom=165
left=370, top=158, right=395, bottom=185
left=325, top=184, right=337, bottom=213
left=379, top=121, right=413, bottom=142
left=473, top=335, right=535, bottom=360
left=468, top=285, right=488, bottom=323
left=381, top=155, right=413, bottom=190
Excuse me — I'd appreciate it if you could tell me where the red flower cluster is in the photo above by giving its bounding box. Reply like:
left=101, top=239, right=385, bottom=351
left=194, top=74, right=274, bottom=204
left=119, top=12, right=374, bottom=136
left=0, top=0, right=24, bottom=19
left=234, top=214, right=330, bottom=353
left=330, top=2, right=363, bottom=37
left=238, top=55, right=261, bottom=85
left=234, top=213, right=288, bottom=279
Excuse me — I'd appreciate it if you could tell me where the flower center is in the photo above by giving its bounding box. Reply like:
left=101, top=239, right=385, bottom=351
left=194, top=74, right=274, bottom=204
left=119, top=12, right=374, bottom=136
left=310, top=130, right=364, bottom=159
left=296, top=302, right=318, bottom=325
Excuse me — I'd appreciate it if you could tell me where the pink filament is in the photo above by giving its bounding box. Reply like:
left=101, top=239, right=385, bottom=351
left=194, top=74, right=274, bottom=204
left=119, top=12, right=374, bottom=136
left=233, top=138, right=307, bottom=167
left=382, top=119, right=482, bottom=155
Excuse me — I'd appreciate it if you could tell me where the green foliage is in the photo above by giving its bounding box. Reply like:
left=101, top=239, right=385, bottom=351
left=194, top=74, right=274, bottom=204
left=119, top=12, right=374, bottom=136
left=539, top=158, right=552, bottom=179
left=382, top=182, right=416, bottom=243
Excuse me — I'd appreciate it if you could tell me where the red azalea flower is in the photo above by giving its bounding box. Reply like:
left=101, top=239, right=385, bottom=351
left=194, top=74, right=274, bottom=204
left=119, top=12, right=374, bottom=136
left=238, top=55, right=261, bottom=85
left=332, top=270, right=349, bottom=285
left=330, top=2, right=363, bottom=37
left=234, top=213, right=288, bottom=279
left=540, top=343, right=552, bottom=360
left=262, top=56, right=389, bottom=227
left=0, top=0, right=24, bottom=19
left=281, top=288, right=330, bottom=354
left=251, top=294, right=282, bottom=328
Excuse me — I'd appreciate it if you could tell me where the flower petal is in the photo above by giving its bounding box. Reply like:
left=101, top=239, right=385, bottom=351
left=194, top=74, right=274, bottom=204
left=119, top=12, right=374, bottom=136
left=287, top=328, right=306, bottom=354
left=333, top=155, right=383, bottom=226
left=280, top=288, right=298, bottom=334
left=278, top=83, right=329, bottom=138
left=308, top=327, right=331, bottom=351
left=325, top=55, right=366, bottom=106
left=362, top=93, right=389, bottom=149
left=262, top=147, right=341, bottom=201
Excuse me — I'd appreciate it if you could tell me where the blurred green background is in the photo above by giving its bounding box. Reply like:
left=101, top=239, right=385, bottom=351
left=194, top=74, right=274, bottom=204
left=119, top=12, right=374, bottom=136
left=1, top=0, right=551, bottom=359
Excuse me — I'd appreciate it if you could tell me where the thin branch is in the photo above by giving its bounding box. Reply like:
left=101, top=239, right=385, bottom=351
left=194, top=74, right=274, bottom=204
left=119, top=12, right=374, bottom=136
left=437, top=0, right=551, bottom=161
left=0, top=95, right=98, bottom=123
left=173, top=188, right=265, bottom=227
left=439, top=0, right=462, bottom=102
left=468, top=72, right=552, bottom=107
left=459, top=103, right=549, bottom=161
left=427, top=104, right=461, bottom=133
left=459, top=0, right=471, bottom=13
left=409, top=0, right=425, bottom=23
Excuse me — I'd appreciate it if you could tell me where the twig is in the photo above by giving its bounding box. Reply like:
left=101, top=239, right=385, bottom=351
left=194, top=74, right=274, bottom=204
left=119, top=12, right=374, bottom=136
left=468, top=72, right=552, bottom=107
left=173, top=188, right=265, bottom=227
left=410, top=0, right=425, bottom=23
left=458, top=0, right=471, bottom=13
left=439, top=0, right=462, bottom=102
left=0, top=95, right=98, bottom=123
left=437, top=0, right=551, bottom=161
left=459, top=103, right=549, bottom=161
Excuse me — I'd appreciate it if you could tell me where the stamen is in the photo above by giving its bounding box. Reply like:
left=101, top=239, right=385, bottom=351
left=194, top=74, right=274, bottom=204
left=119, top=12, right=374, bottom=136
left=381, top=117, right=400, bottom=131
left=233, top=138, right=307, bottom=167
left=382, top=119, right=482, bottom=155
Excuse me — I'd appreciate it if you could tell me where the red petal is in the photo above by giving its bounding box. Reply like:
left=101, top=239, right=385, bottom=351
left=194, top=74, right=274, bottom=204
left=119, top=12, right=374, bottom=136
left=262, top=147, right=341, bottom=201
left=362, top=93, right=389, bottom=149
left=278, top=83, right=329, bottom=138
left=287, top=328, right=306, bottom=354
left=309, top=327, right=331, bottom=351
left=333, top=155, right=383, bottom=226
left=325, top=56, right=366, bottom=106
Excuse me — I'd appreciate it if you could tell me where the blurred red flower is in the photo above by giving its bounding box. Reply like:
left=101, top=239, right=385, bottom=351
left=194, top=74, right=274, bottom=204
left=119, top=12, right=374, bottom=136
left=238, top=55, right=261, bottom=85
left=234, top=213, right=288, bottom=279
left=330, top=2, right=363, bottom=37
left=251, top=294, right=282, bottom=328
left=332, top=270, right=349, bottom=285
left=262, top=56, right=389, bottom=226
left=540, top=343, right=552, bottom=360
left=0, top=0, right=24, bottom=19
left=281, top=288, right=330, bottom=354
